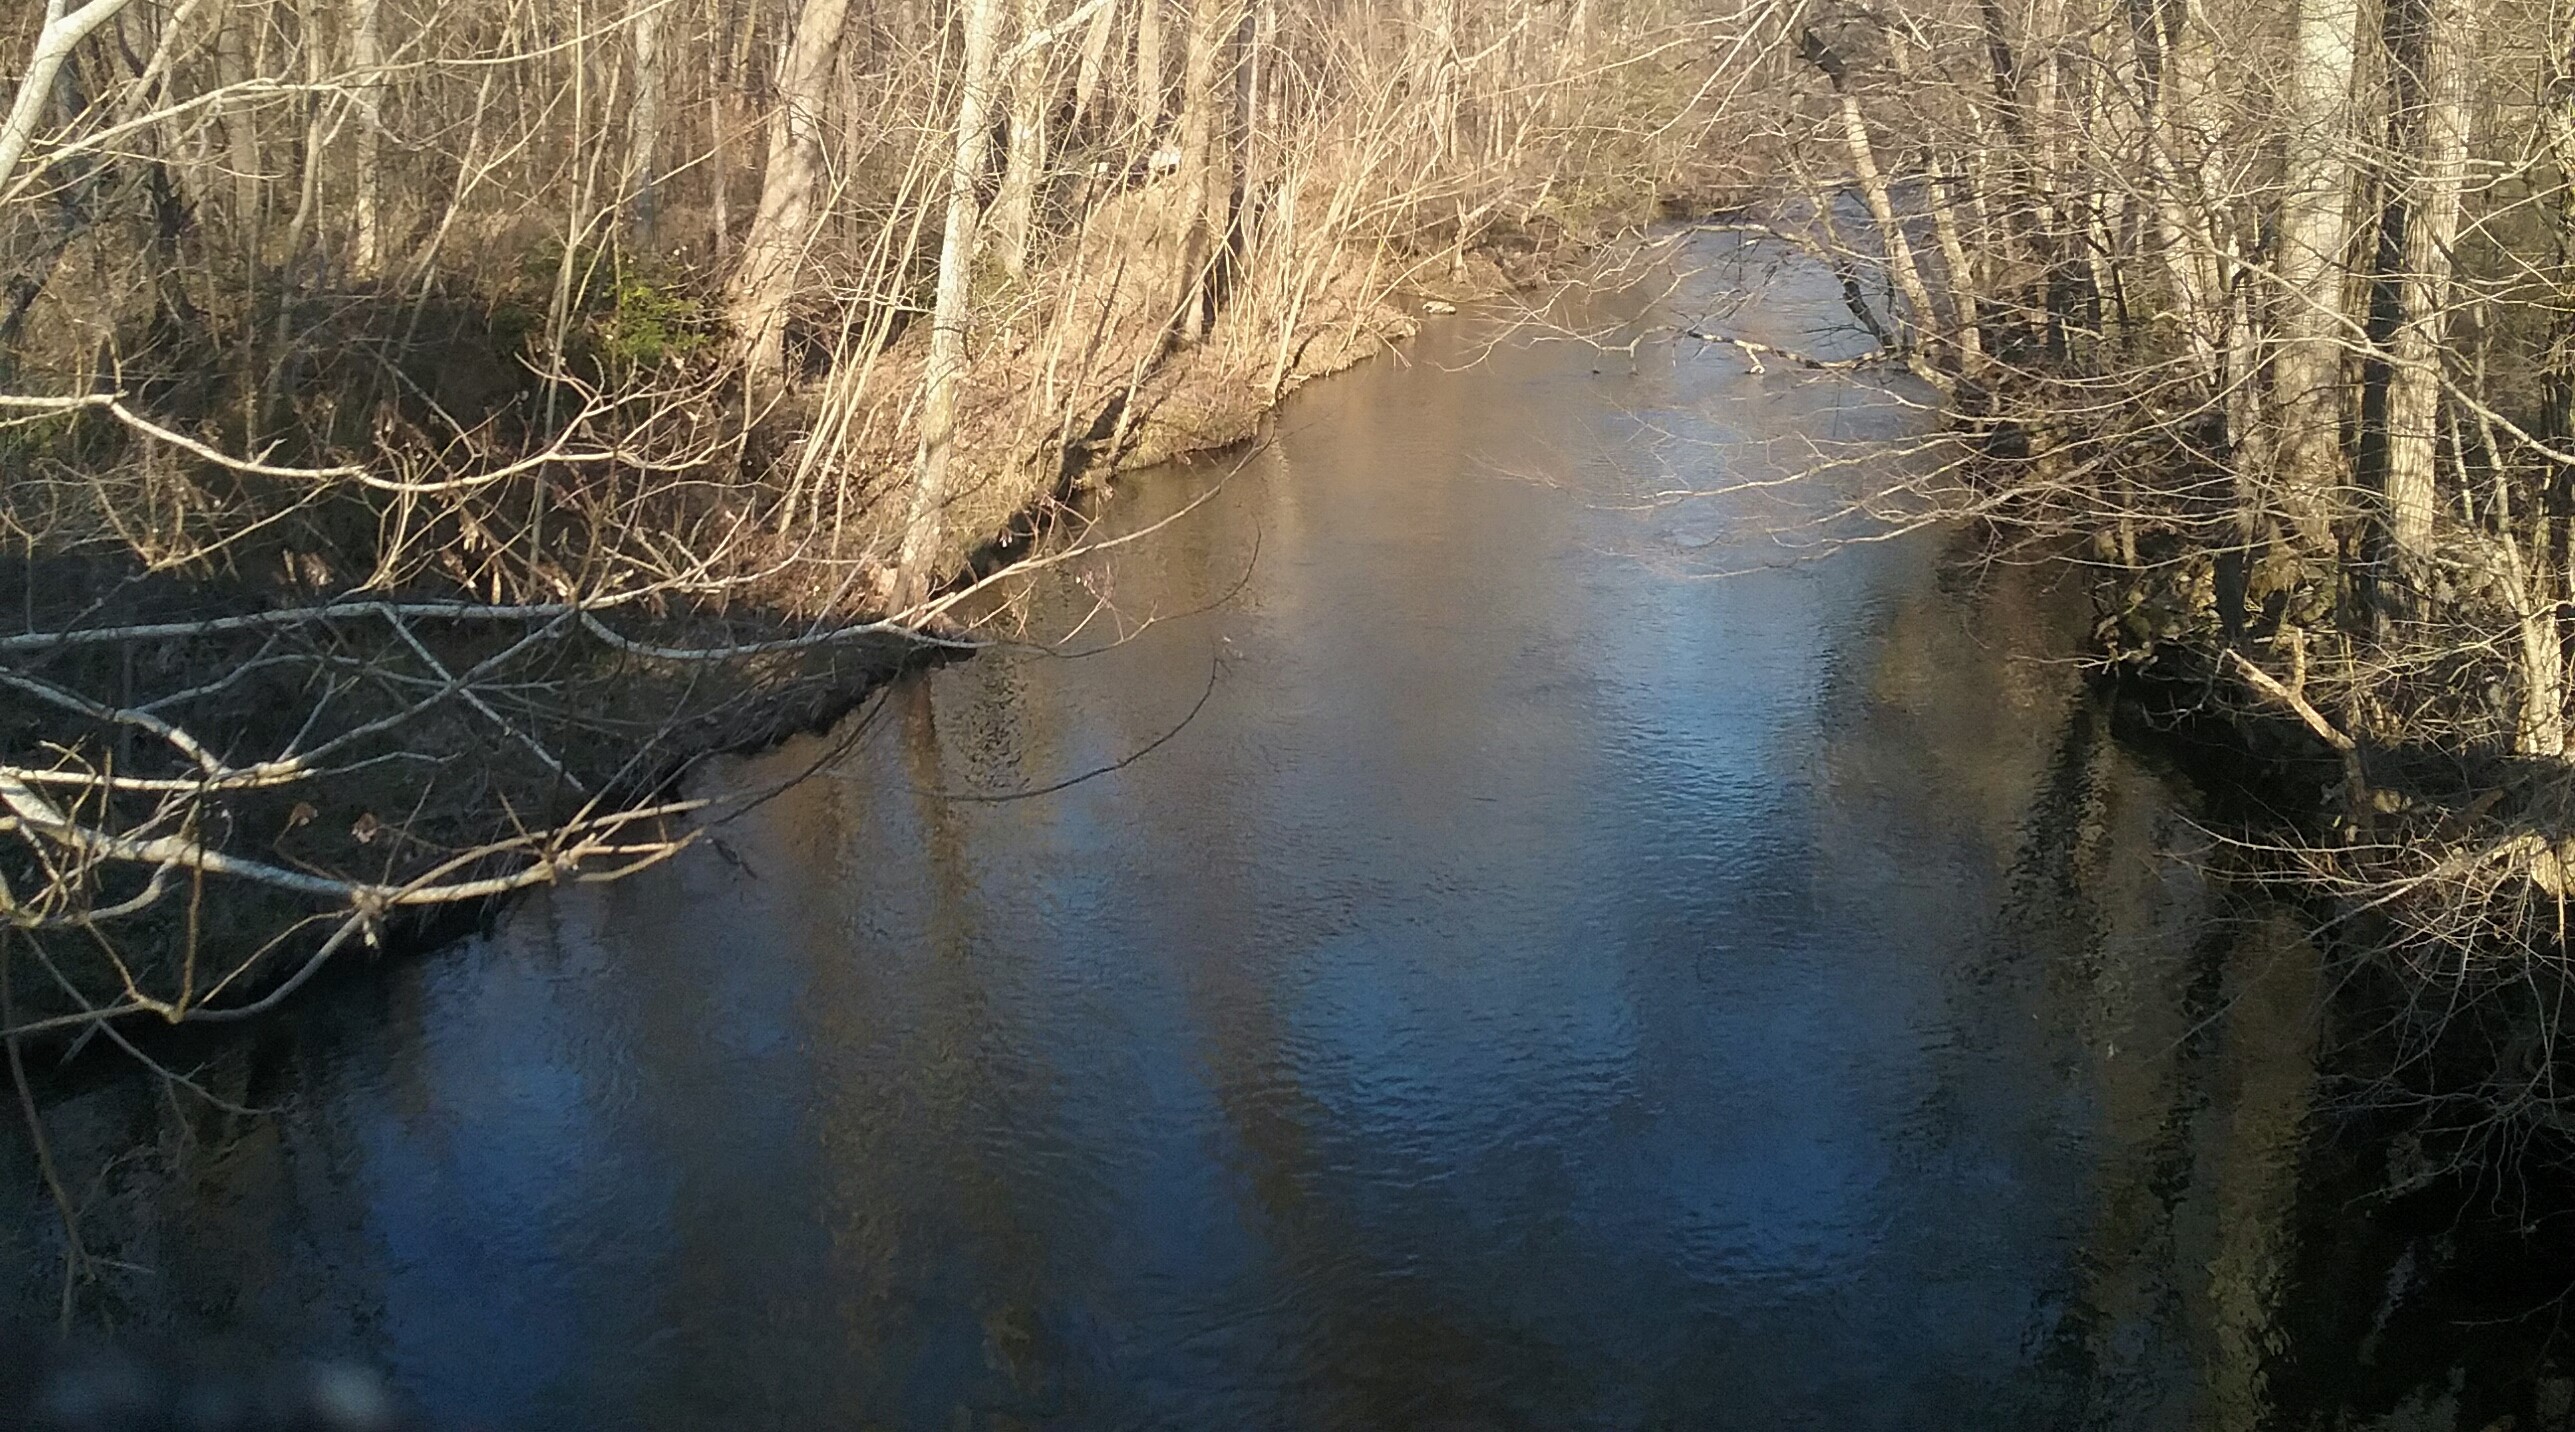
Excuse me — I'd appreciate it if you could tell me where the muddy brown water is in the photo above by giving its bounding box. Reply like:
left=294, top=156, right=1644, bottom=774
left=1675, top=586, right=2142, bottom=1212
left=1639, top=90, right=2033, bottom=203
left=5, top=237, right=2566, bottom=1429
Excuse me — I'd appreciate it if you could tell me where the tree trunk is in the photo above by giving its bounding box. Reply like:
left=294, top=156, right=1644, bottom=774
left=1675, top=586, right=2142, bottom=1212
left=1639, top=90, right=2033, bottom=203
left=2268, top=0, right=2364, bottom=551
left=894, top=0, right=1007, bottom=610
left=2517, top=589, right=2566, bottom=757
left=347, top=0, right=383, bottom=277
left=989, top=0, right=1051, bottom=279
left=1172, top=0, right=1240, bottom=344
left=1802, top=29, right=1943, bottom=377
left=624, top=0, right=666, bottom=243
left=1071, top=0, right=1119, bottom=130
left=726, top=0, right=852, bottom=382
left=1238, top=0, right=1267, bottom=195
left=1930, top=161, right=1984, bottom=370
left=1832, top=94, right=1937, bottom=360
left=0, top=0, right=136, bottom=196
left=1133, top=0, right=1165, bottom=134
left=1882, top=32, right=1981, bottom=369
left=2379, top=0, right=2476, bottom=600
left=2131, top=0, right=2223, bottom=388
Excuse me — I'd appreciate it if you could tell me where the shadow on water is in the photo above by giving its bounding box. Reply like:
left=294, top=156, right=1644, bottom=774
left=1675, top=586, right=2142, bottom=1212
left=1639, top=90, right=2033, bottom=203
left=7, top=234, right=2575, bottom=1430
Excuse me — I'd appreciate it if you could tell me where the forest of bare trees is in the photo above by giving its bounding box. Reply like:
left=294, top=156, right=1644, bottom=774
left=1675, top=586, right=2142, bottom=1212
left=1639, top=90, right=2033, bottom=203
left=0, top=0, right=1757, bottom=1087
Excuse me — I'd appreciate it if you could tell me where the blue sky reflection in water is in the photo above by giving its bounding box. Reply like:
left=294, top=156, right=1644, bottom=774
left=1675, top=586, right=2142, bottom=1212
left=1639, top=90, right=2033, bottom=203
left=9, top=238, right=2379, bottom=1429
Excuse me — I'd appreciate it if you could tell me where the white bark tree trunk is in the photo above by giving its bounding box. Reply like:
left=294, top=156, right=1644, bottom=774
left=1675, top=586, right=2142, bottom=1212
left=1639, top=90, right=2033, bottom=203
left=1804, top=30, right=1943, bottom=377
left=2133, top=0, right=2223, bottom=389
left=347, top=0, right=384, bottom=277
left=1133, top=0, right=1165, bottom=133
left=0, top=0, right=137, bottom=196
left=1071, top=0, right=1119, bottom=129
left=2268, top=0, right=2363, bottom=550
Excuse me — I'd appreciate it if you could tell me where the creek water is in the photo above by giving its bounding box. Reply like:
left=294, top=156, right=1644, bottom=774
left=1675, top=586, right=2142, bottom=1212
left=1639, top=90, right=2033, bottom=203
left=5, top=238, right=2563, bottom=1429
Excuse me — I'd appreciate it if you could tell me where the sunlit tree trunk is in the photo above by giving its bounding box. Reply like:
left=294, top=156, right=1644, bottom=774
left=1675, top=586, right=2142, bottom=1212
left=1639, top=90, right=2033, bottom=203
left=2533, top=65, right=2575, bottom=758
left=1803, top=30, right=1942, bottom=374
left=213, top=2, right=269, bottom=244
left=990, top=0, right=1051, bottom=280
left=1172, top=0, right=1241, bottom=344
left=2490, top=459, right=2566, bottom=756
left=346, top=0, right=384, bottom=277
left=1133, top=0, right=1165, bottom=134
left=1930, top=161, right=1984, bottom=370
left=1071, top=0, right=1119, bottom=129
left=1883, top=32, right=1982, bottom=370
left=727, top=0, right=852, bottom=382
left=1421, top=0, right=1458, bottom=164
left=0, top=0, right=137, bottom=195
left=2128, top=0, right=2220, bottom=387
left=895, top=0, right=1006, bottom=609
left=1238, top=0, right=1268, bottom=195
left=624, top=0, right=666, bottom=243
left=2516, top=596, right=2566, bottom=758
left=2379, top=0, right=2476, bottom=597
left=2268, top=0, right=2363, bottom=551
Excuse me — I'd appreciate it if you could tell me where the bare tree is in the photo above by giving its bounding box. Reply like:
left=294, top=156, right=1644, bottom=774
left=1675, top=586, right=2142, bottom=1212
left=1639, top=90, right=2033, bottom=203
left=0, top=0, right=136, bottom=194
left=2268, top=0, right=2365, bottom=552
left=347, top=0, right=386, bottom=276
left=2376, top=0, right=2475, bottom=595
left=895, top=0, right=1007, bottom=608
left=626, top=0, right=669, bottom=242
left=728, top=0, right=854, bottom=381
left=1172, top=0, right=1242, bottom=343
left=990, top=0, right=1054, bottom=279
left=1801, top=24, right=1942, bottom=376
left=1071, top=0, right=1121, bottom=129
left=1134, top=0, right=1166, bottom=132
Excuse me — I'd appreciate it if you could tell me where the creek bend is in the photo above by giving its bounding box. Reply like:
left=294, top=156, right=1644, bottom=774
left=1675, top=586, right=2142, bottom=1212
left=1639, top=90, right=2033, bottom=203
left=4, top=242, right=2545, bottom=1429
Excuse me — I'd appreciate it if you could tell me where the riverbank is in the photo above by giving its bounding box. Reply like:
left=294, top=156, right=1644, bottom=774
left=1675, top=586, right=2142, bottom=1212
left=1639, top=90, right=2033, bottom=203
left=1747, top=0, right=2575, bottom=1155
left=0, top=0, right=1767, bottom=1074
left=0, top=212, right=1601, bottom=1061
left=1696, top=194, right=2575, bottom=1151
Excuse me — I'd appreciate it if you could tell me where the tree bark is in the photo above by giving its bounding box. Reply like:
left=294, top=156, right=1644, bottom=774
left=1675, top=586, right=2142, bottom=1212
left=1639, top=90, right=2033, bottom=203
left=1929, top=161, right=1984, bottom=370
left=347, top=0, right=384, bottom=277
left=2379, top=0, right=2476, bottom=598
left=895, top=0, right=1007, bottom=609
left=0, top=0, right=136, bottom=197
left=989, top=0, right=1051, bottom=279
left=1882, top=31, right=1981, bottom=370
left=1133, top=0, right=1165, bottom=134
left=2268, top=0, right=2364, bottom=551
left=1071, top=0, right=1119, bottom=130
left=1172, top=0, right=1241, bottom=344
left=1802, top=29, right=1943, bottom=377
left=2130, top=0, right=2223, bottom=388
left=624, top=0, right=667, bottom=243
left=726, top=0, right=853, bottom=382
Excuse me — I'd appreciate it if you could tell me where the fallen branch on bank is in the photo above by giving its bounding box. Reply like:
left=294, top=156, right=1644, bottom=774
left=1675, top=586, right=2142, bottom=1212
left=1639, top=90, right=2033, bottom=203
left=2221, top=642, right=2374, bottom=805
left=0, top=782, right=701, bottom=1037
